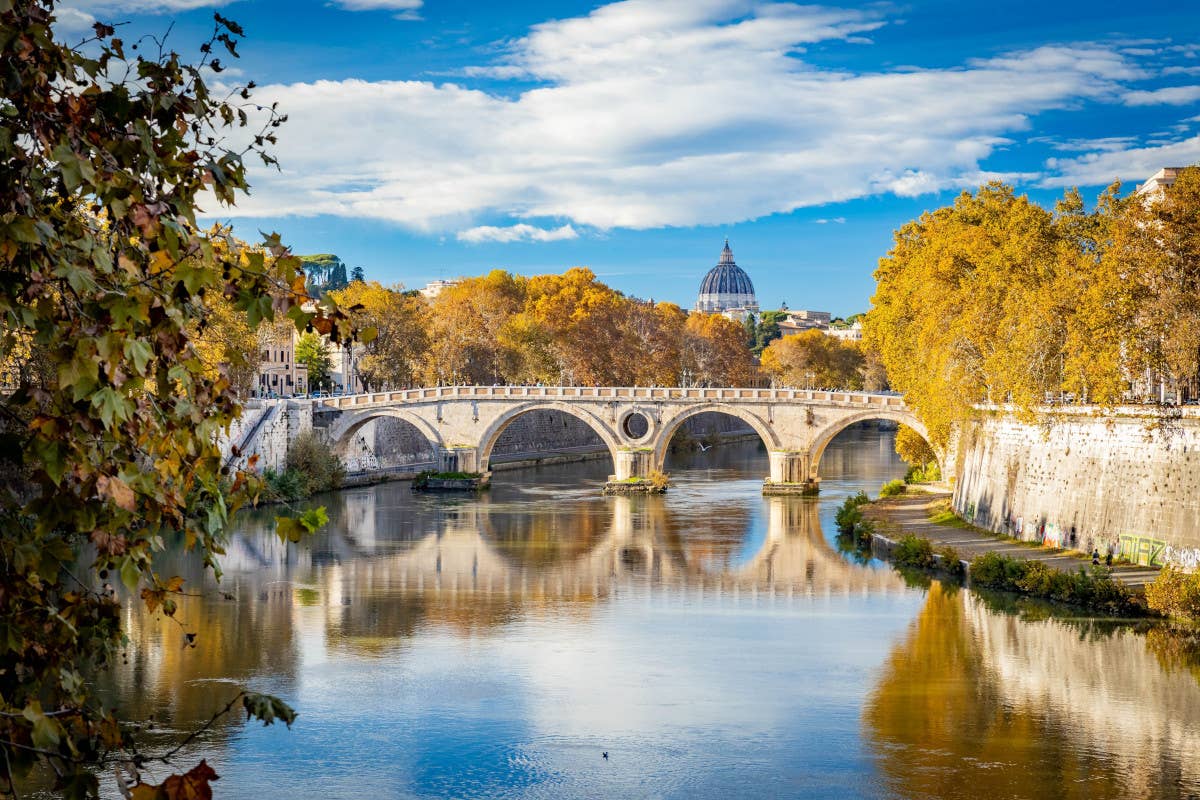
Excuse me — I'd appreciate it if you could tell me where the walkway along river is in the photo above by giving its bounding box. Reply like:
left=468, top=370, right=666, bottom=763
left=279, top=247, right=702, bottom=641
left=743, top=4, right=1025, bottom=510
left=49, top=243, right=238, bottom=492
left=58, top=426, right=1200, bottom=799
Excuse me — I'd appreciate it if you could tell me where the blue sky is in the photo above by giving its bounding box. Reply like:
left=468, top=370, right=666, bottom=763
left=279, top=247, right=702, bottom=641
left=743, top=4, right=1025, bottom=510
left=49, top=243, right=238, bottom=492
left=60, top=0, right=1200, bottom=315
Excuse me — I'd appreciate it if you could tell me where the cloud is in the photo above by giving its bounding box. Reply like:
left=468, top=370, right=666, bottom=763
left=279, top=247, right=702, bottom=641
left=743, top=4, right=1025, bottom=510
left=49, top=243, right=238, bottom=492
left=329, top=0, right=422, bottom=19
left=813, top=217, right=846, bottom=224
left=1124, top=85, right=1200, bottom=106
left=457, top=223, right=578, bottom=244
left=215, top=0, right=1160, bottom=232
left=1041, top=133, right=1200, bottom=188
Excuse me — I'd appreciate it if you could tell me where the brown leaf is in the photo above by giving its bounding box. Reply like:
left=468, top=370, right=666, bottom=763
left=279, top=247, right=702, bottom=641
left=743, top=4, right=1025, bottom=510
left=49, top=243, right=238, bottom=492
left=97, top=474, right=137, bottom=511
left=130, top=759, right=219, bottom=800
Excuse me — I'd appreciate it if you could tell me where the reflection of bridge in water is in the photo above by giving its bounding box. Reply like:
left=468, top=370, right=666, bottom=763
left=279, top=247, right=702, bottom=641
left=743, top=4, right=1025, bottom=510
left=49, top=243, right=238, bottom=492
left=306, top=495, right=907, bottom=605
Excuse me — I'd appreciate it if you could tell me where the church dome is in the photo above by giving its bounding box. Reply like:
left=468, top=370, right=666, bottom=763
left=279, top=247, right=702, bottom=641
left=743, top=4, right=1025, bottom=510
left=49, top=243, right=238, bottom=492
left=695, top=240, right=758, bottom=314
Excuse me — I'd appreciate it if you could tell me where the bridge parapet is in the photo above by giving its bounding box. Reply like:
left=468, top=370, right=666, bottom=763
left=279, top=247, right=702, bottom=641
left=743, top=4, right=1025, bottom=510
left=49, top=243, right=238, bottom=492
left=317, top=385, right=910, bottom=411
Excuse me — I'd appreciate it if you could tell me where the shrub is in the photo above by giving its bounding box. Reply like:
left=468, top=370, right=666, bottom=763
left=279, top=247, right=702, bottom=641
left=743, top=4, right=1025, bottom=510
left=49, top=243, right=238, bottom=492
left=1147, top=566, right=1200, bottom=620
left=968, top=552, right=1141, bottom=614
left=937, top=545, right=965, bottom=577
left=262, top=467, right=306, bottom=502
left=904, top=462, right=942, bottom=484
left=879, top=479, right=906, bottom=498
left=648, top=470, right=671, bottom=492
left=285, top=431, right=346, bottom=496
left=893, top=535, right=935, bottom=569
left=835, top=491, right=870, bottom=534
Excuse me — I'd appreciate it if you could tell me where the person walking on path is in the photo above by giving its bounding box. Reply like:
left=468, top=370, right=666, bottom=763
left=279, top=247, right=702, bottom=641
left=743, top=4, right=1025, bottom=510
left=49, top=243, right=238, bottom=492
left=1092, top=548, right=1101, bottom=565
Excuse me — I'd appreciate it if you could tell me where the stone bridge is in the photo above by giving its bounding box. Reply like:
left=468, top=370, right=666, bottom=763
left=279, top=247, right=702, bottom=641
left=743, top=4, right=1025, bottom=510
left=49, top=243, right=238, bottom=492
left=314, top=385, right=937, bottom=493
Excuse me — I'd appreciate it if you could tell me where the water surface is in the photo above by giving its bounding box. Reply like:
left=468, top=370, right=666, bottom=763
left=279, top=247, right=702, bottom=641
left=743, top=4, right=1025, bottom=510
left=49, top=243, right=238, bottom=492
left=78, top=428, right=1200, bottom=798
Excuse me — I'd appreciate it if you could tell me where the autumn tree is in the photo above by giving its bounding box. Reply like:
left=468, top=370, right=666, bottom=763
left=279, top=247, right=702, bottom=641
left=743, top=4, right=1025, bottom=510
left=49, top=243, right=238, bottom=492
left=865, top=183, right=1065, bottom=445
left=760, top=329, right=865, bottom=389
left=682, top=313, right=758, bottom=386
left=1119, top=167, right=1200, bottom=400
left=423, top=271, right=523, bottom=384
left=330, top=280, right=428, bottom=390
left=894, top=424, right=936, bottom=467
left=0, top=6, right=346, bottom=795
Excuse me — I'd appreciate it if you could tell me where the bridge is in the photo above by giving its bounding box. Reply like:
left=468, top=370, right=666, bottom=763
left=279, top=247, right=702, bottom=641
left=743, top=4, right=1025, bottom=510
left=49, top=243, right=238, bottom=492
left=312, top=385, right=937, bottom=492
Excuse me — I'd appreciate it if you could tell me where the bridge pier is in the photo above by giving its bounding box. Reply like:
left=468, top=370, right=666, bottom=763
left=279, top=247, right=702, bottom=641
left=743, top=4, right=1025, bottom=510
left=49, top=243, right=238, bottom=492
left=604, top=448, right=664, bottom=494
left=763, top=451, right=819, bottom=496
left=439, top=445, right=484, bottom=476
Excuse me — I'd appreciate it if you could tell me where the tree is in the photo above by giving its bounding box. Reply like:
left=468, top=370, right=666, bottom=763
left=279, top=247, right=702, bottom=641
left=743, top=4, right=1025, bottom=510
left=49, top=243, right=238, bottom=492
left=421, top=271, right=523, bottom=384
left=895, top=424, right=936, bottom=467
left=752, top=310, right=786, bottom=355
left=1119, top=167, right=1200, bottom=401
left=682, top=313, right=758, bottom=386
left=330, top=280, right=428, bottom=390
left=760, top=330, right=865, bottom=389
left=350, top=265, right=365, bottom=283
left=296, top=332, right=334, bottom=391
left=0, top=6, right=346, bottom=795
left=865, top=183, right=1064, bottom=445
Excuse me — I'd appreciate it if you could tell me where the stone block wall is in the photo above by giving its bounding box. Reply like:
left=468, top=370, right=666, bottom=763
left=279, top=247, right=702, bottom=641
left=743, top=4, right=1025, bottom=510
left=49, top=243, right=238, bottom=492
left=953, top=411, right=1200, bottom=569
left=221, top=400, right=312, bottom=473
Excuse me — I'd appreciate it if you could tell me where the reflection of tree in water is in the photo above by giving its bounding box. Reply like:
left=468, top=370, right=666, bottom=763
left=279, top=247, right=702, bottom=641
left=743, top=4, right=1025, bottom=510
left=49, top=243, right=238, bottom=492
left=864, top=582, right=1200, bottom=799
left=96, top=577, right=300, bottom=756
left=485, top=502, right=609, bottom=569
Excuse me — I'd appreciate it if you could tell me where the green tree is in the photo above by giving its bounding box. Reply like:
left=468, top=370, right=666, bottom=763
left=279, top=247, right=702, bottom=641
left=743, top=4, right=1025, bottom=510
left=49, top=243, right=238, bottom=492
left=0, top=6, right=346, bottom=795
left=296, top=332, right=334, bottom=391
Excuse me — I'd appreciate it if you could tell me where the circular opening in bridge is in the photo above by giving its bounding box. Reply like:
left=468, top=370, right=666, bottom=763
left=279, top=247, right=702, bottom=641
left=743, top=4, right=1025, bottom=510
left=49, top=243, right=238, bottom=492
left=622, top=412, right=650, bottom=439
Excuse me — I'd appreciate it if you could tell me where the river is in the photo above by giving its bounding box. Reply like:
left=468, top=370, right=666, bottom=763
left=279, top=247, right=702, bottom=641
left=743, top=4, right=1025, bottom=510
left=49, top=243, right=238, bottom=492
left=73, top=427, right=1200, bottom=798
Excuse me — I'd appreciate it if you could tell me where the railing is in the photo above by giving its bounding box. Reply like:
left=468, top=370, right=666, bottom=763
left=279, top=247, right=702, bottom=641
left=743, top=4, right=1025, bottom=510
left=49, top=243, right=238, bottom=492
left=314, top=386, right=909, bottom=410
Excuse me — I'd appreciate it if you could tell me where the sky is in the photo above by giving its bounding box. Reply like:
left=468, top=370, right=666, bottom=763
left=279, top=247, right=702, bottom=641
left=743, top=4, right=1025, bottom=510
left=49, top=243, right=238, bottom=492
left=56, top=0, right=1200, bottom=315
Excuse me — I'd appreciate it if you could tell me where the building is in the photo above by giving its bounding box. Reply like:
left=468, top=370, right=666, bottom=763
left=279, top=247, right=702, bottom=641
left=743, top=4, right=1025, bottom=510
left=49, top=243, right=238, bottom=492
left=695, top=240, right=759, bottom=317
left=827, top=321, right=864, bottom=342
left=328, top=338, right=364, bottom=395
left=255, top=329, right=308, bottom=398
left=419, top=279, right=462, bottom=299
left=1136, top=167, right=1181, bottom=200
left=777, top=309, right=831, bottom=336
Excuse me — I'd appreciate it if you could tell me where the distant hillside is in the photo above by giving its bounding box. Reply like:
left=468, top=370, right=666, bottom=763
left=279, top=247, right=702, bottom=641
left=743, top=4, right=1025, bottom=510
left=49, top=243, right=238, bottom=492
left=299, top=253, right=348, bottom=296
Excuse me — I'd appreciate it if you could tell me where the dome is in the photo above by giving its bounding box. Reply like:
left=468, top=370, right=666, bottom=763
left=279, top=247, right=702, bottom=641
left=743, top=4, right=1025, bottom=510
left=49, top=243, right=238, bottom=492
left=695, top=240, right=758, bottom=314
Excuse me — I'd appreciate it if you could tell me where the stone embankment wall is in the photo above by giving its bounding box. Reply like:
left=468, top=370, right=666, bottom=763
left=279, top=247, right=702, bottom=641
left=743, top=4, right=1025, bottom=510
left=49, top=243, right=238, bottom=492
left=220, top=400, right=312, bottom=472
left=953, top=410, right=1200, bottom=570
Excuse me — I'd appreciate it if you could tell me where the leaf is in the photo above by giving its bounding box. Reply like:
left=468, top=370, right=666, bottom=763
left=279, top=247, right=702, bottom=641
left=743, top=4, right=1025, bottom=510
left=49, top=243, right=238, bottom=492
left=120, top=558, right=141, bottom=593
left=242, top=692, right=296, bottom=728
left=125, top=340, right=154, bottom=375
left=97, top=474, right=137, bottom=512
left=274, top=516, right=306, bottom=543
left=299, top=506, right=329, bottom=534
left=358, top=326, right=378, bottom=344
left=130, top=760, right=219, bottom=800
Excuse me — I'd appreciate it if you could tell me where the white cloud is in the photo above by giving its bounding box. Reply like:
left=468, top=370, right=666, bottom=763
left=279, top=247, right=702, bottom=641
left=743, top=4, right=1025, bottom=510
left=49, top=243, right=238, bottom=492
left=1124, top=85, right=1200, bottom=106
left=1041, top=133, right=1200, bottom=188
left=329, top=0, right=422, bottom=19
left=213, top=0, right=1158, bottom=234
left=813, top=217, right=846, bottom=224
left=457, top=223, right=578, bottom=244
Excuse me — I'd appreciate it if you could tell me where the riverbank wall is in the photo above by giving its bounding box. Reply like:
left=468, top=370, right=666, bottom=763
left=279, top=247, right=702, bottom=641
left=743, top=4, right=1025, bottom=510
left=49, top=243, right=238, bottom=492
left=952, top=409, right=1200, bottom=570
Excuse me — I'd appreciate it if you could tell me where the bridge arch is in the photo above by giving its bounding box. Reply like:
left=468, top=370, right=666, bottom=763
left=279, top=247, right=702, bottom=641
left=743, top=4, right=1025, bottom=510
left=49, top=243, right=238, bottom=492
left=807, top=409, right=939, bottom=480
left=326, top=407, right=444, bottom=472
left=477, top=401, right=622, bottom=473
left=652, top=403, right=780, bottom=470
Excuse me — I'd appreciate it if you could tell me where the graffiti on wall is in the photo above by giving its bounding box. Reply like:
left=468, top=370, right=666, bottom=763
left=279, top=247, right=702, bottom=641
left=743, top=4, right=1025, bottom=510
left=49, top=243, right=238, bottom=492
left=1119, top=535, right=1166, bottom=567
left=1163, top=544, right=1200, bottom=572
